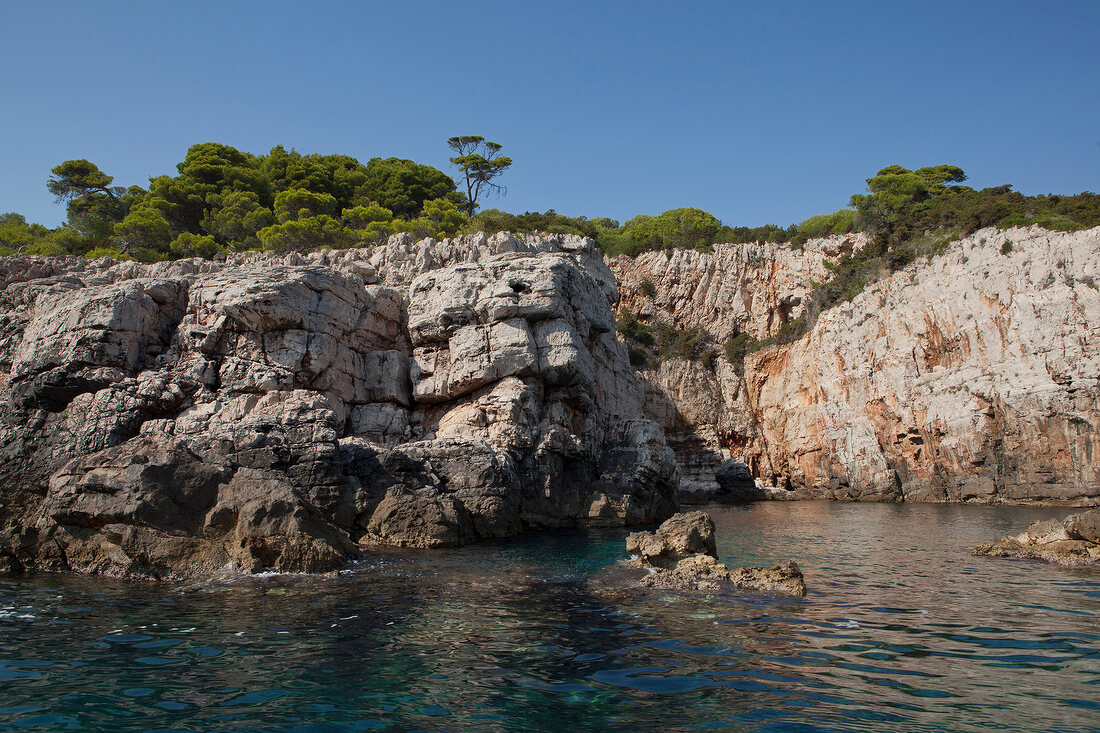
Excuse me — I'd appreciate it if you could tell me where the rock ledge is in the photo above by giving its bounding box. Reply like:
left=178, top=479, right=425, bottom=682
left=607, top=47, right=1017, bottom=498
left=972, top=509, right=1100, bottom=566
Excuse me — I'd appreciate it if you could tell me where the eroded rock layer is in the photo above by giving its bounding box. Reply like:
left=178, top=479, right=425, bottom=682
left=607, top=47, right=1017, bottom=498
left=612, top=227, right=1100, bottom=505
left=0, top=233, right=678, bottom=577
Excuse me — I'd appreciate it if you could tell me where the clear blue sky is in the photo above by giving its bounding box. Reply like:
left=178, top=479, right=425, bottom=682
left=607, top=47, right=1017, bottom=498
left=2, top=0, right=1097, bottom=228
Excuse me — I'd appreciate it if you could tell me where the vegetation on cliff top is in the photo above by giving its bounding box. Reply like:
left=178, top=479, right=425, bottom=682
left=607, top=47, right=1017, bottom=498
left=3, top=143, right=1096, bottom=377
left=611, top=164, right=1098, bottom=371
left=3, top=141, right=1096, bottom=266
left=9, top=142, right=476, bottom=261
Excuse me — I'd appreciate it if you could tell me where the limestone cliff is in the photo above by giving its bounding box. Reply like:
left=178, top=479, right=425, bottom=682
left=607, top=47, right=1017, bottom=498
left=0, top=233, right=678, bottom=577
left=608, top=235, right=864, bottom=499
left=609, top=235, right=867, bottom=343
left=3, top=224, right=1096, bottom=578
left=611, top=227, right=1100, bottom=505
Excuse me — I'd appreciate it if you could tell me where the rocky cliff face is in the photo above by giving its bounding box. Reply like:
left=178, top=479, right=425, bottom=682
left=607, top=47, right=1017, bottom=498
left=609, top=235, right=867, bottom=343
left=611, top=227, right=1100, bottom=505
left=0, top=233, right=678, bottom=577
left=3, top=224, right=1095, bottom=578
left=608, top=236, right=863, bottom=499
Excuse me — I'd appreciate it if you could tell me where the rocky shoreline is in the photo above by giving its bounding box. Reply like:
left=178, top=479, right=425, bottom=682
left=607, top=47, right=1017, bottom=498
left=1, top=226, right=1098, bottom=579
left=0, top=233, right=677, bottom=578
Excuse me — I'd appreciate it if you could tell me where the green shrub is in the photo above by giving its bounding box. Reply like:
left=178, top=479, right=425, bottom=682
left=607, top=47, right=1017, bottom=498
left=1001, top=240, right=1014, bottom=255
left=619, top=208, right=721, bottom=253
left=617, top=311, right=713, bottom=367
left=600, top=232, right=652, bottom=257
left=724, top=332, right=753, bottom=372
left=999, top=212, right=1030, bottom=228
left=723, top=318, right=811, bottom=375
left=471, top=208, right=599, bottom=238
left=259, top=214, right=358, bottom=252
left=84, top=246, right=134, bottom=260
left=616, top=311, right=655, bottom=346
left=170, top=232, right=223, bottom=259
left=652, top=321, right=711, bottom=362
left=797, top=209, right=856, bottom=239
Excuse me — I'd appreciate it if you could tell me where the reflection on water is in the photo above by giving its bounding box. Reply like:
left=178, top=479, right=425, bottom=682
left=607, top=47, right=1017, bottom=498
left=0, top=502, right=1097, bottom=732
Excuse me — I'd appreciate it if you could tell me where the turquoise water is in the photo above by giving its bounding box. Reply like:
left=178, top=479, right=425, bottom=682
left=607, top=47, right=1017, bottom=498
left=1, top=501, right=1098, bottom=732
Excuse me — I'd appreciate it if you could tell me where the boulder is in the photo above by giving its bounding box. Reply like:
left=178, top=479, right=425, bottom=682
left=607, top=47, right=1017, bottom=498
left=973, top=508, right=1100, bottom=566
left=1065, top=509, right=1100, bottom=544
left=626, top=511, right=806, bottom=596
left=33, top=435, right=359, bottom=578
left=714, top=459, right=766, bottom=503
left=728, top=560, right=807, bottom=596
left=626, top=510, right=716, bottom=568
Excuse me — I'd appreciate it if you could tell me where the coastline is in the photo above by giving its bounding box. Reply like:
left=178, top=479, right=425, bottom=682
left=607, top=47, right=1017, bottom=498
left=1, top=227, right=1098, bottom=579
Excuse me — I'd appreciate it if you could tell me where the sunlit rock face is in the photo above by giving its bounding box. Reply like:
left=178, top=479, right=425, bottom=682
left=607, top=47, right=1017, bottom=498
left=4, top=222, right=1096, bottom=578
left=612, top=227, right=1100, bottom=506
left=0, top=233, right=678, bottom=577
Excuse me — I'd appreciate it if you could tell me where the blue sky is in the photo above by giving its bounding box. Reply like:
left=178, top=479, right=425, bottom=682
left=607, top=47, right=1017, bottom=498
left=2, top=0, right=1097, bottom=228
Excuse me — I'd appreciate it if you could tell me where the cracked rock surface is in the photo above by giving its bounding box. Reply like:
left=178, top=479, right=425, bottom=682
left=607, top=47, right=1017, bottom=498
left=0, top=233, right=678, bottom=577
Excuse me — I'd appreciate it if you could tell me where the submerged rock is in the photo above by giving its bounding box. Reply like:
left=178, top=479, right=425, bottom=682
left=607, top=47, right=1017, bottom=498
left=0, top=234, right=679, bottom=578
left=626, top=511, right=806, bottom=596
left=972, top=508, right=1100, bottom=566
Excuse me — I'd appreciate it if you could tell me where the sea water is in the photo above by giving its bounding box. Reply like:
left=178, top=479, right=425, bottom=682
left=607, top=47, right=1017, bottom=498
left=0, top=501, right=1097, bottom=732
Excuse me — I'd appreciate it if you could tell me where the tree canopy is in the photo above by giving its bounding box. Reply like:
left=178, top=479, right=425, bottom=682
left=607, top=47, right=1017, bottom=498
left=363, top=157, right=462, bottom=219
left=47, top=159, right=126, bottom=208
left=447, top=136, right=512, bottom=215
left=849, top=164, right=969, bottom=233
left=3, top=151, right=1098, bottom=271
left=12, top=142, right=470, bottom=260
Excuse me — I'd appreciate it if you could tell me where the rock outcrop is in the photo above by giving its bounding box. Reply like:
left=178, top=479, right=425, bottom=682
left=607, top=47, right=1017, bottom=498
left=4, top=222, right=1096, bottom=577
left=713, top=459, right=769, bottom=502
left=0, top=233, right=678, bottom=577
left=612, top=227, right=1100, bottom=505
left=625, top=511, right=807, bottom=595
left=973, top=508, right=1100, bottom=566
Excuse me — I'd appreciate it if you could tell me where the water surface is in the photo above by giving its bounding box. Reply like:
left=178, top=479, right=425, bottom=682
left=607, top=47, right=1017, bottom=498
left=1, top=501, right=1097, bottom=732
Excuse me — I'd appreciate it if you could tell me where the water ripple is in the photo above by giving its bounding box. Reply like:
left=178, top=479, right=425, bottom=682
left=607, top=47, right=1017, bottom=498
left=0, top=502, right=1097, bottom=731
